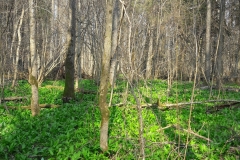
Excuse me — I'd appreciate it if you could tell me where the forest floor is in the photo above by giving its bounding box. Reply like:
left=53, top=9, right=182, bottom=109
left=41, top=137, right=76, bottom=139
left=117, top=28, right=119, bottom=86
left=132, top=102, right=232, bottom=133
left=0, top=79, right=239, bottom=159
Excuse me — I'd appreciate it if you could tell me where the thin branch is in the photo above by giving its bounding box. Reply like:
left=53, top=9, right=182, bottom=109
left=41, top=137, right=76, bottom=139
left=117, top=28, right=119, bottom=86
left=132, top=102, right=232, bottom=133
left=158, top=125, right=212, bottom=142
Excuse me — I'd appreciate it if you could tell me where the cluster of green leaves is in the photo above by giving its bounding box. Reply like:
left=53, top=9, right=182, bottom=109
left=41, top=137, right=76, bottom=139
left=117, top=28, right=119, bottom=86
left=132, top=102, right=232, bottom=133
left=0, top=79, right=239, bottom=159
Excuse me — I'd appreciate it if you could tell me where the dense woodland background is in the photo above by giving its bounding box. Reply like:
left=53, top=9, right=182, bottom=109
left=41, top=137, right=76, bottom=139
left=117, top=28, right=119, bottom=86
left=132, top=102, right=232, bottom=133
left=0, top=0, right=240, bottom=159
left=1, top=0, right=240, bottom=86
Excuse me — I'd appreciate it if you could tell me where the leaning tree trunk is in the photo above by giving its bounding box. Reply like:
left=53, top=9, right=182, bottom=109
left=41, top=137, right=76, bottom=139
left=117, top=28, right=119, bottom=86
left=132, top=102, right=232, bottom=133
left=62, top=0, right=76, bottom=103
left=29, top=0, right=40, bottom=116
left=99, top=0, right=113, bottom=152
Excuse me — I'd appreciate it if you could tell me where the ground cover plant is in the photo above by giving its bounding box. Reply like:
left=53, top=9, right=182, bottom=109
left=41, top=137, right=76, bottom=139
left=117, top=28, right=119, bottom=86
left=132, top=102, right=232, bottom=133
left=0, top=79, right=240, bottom=159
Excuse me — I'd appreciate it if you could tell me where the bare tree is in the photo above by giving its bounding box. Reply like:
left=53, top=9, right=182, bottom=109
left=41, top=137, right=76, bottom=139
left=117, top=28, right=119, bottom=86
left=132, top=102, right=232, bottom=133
left=62, top=0, right=76, bottom=103
left=205, top=0, right=211, bottom=84
left=50, top=0, right=56, bottom=59
left=109, top=0, right=120, bottom=87
left=99, top=0, right=113, bottom=152
left=29, top=0, right=40, bottom=116
left=12, top=6, right=24, bottom=87
left=216, top=0, right=225, bottom=88
left=145, top=28, right=153, bottom=79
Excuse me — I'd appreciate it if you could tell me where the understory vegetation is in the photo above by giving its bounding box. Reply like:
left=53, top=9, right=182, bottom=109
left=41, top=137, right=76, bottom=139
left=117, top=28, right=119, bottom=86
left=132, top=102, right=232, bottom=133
left=0, top=79, right=240, bottom=159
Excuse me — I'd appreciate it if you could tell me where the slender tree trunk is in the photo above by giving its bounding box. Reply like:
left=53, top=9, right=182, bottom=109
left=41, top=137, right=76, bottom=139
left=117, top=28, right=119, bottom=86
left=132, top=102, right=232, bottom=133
left=216, top=0, right=225, bottom=88
left=99, top=0, right=113, bottom=152
left=234, top=0, right=240, bottom=83
left=205, top=0, right=211, bottom=84
left=109, top=0, right=120, bottom=87
left=50, top=0, right=55, bottom=59
left=75, top=1, right=82, bottom=89
left=12, top=7, right=24, bottom=87
left=62, top=0, right=76, bottom=103
left=29, top=0, right=40, bottom=116
left=145, top=29, right=153, bottom=79
left=0, top=28, right=4, bottom=105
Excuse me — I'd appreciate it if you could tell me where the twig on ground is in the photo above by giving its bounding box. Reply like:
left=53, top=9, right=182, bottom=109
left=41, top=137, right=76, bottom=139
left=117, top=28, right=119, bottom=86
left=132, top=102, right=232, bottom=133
left=158, top=125, right=212, bottom=142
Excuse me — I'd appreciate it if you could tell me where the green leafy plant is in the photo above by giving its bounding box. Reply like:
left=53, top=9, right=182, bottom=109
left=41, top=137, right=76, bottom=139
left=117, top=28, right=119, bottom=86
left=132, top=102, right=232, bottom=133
left=0, top=79, right=239, bottom=159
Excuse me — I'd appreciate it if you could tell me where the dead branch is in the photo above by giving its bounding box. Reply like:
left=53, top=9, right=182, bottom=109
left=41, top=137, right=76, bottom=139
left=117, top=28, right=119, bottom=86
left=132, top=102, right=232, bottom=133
left=228, top=146, right=240, bottom=153
left=178, top=126, right=212, bottom=142
left=162, top=99, right=240, bottom=107
left=112, top=99, right=240, bottom=111
left=158, top=125, right=212, bottom=142
left=199, top=86, right=240, bottom=92
left=206, top=102, right=240, bottom=114
left=4, top=96, right=28, bottom=101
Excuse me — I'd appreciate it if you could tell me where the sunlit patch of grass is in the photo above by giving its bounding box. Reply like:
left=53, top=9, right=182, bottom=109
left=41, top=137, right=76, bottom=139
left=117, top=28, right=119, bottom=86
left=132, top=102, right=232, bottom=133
left=0, top=79, right=239, bottom=159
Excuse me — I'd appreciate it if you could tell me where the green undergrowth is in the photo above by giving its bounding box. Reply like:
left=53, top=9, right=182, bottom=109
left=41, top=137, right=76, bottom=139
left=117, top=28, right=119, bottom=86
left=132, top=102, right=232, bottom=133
left=0, top=79, right=239, bottom=159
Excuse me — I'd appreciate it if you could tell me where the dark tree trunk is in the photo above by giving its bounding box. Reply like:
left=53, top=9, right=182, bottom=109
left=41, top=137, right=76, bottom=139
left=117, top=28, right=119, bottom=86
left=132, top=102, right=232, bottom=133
left=62, top=0, right=76, bottom=103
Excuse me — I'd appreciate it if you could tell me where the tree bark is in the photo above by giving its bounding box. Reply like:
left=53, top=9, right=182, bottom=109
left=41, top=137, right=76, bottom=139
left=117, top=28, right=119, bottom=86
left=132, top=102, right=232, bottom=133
left=216, top=0, right=225, bottom=88
left=75, top=1, right=82, bottom=89
left=234, top=0, right=240, bottom=82
left=12, top=7, right=24, bottom=87
left=62, top=0, right=76, bottom=103
left=99, top=0, right=113, bottom=152
left=145, top=29, right=153, bottom=79
left=50, top=0, right=56, bottom=59
left=29, top=0, right=40, bottom=116
left=205, top=0, right=211, bottom=84
left=109, top=0, right=120, bottom=87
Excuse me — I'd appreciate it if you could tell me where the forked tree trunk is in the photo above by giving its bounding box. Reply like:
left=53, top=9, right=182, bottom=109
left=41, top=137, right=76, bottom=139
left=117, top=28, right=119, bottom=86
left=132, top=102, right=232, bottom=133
left=99, top=0, right=113, bottom=152
left=63, top=0, right=76, bottom=103
left=29, top=0, right=40, bottom=116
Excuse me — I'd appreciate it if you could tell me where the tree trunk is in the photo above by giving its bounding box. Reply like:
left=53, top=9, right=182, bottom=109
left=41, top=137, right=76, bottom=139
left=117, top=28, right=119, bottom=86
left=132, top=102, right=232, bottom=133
left=50, top=0, right=56, bottom=59
left=62, top=0, right=76, bottom=103
left=75, top=1, right=82, bottom=89
left=29, top=0, right=40, bottom=116
left=109, top=0, right=120, bottom=87
left=216, top=0, right=225, bottom=88
left=99, top=0, right=113, bottom=152
left=205, top=0, right=211, bottom=84
left=10, top=3, right=18, bottom=78
left=145, top=29, right=153, bottom=79
left=12, top=7, right=24, bottom=87
left=234, top=0, right=240, bottom=83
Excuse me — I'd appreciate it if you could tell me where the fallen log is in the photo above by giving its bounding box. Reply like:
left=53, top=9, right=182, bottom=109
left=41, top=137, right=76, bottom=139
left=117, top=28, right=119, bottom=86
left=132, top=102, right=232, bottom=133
left=199, top=86, right=240, bottom=92
left=112, top=99, right=240, bottom=111
left=3, top=96, right=28, bottom=101
left=206, top=102, right=240, bottom=114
